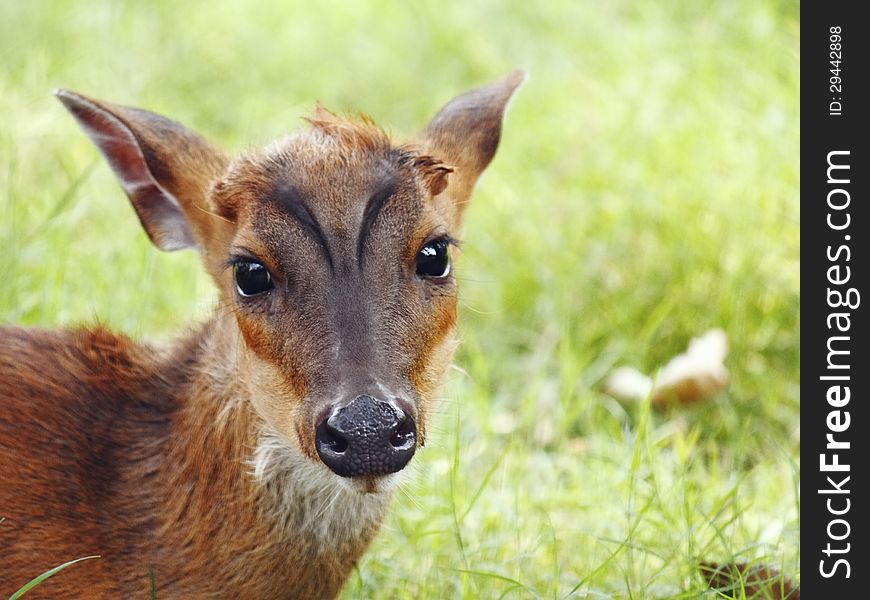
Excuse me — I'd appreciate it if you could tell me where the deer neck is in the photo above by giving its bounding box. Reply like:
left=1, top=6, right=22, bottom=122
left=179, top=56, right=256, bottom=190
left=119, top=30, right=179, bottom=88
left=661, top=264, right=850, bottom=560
left=149, top=313, right=394, bottom=596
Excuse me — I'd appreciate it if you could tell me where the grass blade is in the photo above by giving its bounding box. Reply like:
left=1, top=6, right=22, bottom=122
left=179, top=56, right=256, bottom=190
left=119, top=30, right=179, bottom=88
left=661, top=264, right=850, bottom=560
left=9, top=555, right=100, bottom=599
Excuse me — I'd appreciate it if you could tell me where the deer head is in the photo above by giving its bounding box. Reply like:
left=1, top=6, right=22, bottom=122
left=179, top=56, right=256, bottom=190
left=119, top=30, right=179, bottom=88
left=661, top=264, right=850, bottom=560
left=56, top=71, right=524, bottom=487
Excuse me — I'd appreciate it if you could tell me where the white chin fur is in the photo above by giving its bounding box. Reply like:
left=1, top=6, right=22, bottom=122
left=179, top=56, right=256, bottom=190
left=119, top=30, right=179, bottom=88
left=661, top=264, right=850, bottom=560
left=248, top=428, right=401, bottom=545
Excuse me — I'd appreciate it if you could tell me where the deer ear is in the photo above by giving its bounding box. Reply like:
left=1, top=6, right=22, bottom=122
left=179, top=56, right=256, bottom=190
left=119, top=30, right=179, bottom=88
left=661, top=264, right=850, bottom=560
left=55, top=90, right=229, bottom=252
left=420, top=70, right=525, bottom=214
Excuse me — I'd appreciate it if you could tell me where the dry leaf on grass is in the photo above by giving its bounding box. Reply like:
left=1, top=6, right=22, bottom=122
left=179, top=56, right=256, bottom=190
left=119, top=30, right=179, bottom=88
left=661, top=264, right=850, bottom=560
left=699, top=561, right=800, bottom=600
left=604, top=329, right=729, bottom=407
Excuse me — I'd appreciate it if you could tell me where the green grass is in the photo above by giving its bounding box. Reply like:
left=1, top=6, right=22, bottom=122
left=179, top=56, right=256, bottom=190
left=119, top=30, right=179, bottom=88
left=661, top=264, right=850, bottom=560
left=0, top=0, right=799, bottom=597
left=7, top=556, right=100, bottom=599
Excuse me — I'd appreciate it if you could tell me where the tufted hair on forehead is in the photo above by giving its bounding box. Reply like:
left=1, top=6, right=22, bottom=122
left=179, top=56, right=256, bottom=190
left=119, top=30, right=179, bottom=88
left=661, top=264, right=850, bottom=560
left=299, top=104, right=455, bottom=196
left=303, top=104, right=393, bottom=154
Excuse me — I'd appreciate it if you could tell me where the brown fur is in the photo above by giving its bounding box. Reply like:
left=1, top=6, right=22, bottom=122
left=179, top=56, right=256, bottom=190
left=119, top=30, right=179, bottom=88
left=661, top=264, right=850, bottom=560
left=0, top=71, right=523, bottom=598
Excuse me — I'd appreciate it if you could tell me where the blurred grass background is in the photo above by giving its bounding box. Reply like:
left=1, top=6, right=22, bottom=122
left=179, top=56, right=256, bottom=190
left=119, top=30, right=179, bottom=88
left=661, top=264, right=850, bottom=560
left=0, top=0, right=799, bottom=597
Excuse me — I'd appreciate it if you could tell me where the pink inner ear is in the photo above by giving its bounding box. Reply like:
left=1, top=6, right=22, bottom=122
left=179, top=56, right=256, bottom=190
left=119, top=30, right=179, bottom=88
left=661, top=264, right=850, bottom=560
left=88, top=112, right=164, bottom=195
left=56, top=91, right=196, bottom=251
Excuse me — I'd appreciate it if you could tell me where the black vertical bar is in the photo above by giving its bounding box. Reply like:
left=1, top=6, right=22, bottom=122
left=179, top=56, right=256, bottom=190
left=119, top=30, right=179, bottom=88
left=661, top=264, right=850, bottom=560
left=802, top=3, right=868, bottom=596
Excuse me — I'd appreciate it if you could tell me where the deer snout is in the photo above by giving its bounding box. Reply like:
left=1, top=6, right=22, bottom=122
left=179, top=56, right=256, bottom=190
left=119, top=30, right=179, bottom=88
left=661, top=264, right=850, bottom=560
left=315, top=395, right=417, bottom=478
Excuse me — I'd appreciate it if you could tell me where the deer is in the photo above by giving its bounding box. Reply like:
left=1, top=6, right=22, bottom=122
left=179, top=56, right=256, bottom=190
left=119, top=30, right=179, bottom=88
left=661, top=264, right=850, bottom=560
left=0, top=71, right=523, bottom=598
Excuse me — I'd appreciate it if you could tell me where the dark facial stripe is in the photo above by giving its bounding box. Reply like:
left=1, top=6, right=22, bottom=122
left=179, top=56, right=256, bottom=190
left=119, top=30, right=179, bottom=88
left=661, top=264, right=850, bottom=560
left=356, top=180, right=397, bottom=266
left=275, top=184, right=334, bottom=270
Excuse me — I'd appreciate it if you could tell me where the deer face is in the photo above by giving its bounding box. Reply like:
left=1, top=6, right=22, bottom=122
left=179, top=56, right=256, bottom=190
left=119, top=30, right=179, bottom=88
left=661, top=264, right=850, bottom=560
left=57, top=71, right=523, bottom=484
left=215, top=129, right=461, bottom=477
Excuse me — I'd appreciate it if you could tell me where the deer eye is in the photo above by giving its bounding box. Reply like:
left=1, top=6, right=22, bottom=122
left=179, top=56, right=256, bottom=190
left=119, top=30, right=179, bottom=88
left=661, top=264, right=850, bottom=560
left=234, top=261, right=273, bottom=296
left=416, top=239, right=451, bottom=279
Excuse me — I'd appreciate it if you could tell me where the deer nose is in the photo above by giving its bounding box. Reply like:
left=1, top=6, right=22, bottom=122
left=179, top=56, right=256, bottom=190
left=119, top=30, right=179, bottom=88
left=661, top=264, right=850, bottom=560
left=315, top=395, right=417, bottom=478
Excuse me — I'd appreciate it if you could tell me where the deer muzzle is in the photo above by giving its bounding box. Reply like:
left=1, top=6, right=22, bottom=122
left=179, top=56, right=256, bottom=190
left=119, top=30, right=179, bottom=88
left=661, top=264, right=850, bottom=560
left=315, top=394, right=417, bottom=478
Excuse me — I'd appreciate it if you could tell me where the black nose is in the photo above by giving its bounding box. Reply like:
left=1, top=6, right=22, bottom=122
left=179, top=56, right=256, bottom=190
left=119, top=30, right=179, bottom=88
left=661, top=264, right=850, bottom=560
left=315, top=395, right=417, bottom=478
